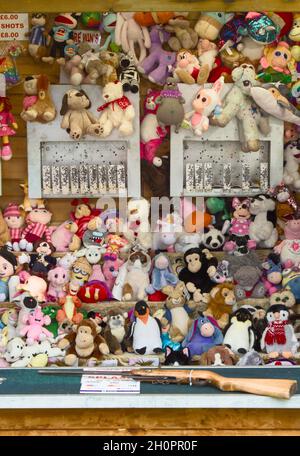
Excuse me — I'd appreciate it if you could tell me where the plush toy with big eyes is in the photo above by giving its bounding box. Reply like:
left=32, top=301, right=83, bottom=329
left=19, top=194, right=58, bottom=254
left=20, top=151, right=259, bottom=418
left=178, top=247, right=218, bottom=303
left=261, top=304, right=299, bottom=359
left=258, top=41, right=293, bottom=83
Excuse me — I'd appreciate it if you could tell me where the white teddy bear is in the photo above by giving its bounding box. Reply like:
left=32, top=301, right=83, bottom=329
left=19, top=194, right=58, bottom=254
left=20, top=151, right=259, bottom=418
left=97, top=81, right=135, bottom=137
left=283, top=140, right=300, bottom=190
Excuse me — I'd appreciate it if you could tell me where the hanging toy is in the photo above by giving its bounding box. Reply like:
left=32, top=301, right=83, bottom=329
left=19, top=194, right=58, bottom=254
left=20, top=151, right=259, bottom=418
left=0, top=76, right=17, bottom=161
left=0, top=41, right=23, bottom=88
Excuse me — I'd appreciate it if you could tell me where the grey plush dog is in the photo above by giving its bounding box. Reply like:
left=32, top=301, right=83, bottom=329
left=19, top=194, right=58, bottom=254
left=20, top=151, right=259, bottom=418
left=156, top=78, right=185, bottom=133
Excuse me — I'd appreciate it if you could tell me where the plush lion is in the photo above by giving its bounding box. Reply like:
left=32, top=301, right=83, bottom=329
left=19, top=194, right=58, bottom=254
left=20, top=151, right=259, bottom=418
left=203, top=282, right=237, bottom=329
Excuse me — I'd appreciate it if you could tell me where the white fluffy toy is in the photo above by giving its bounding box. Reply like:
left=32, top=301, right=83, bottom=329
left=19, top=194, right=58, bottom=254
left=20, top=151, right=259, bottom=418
left=97, top=81, right=135, bottom=137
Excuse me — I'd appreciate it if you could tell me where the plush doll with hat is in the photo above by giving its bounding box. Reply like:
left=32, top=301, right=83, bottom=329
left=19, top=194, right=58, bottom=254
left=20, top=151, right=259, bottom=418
left=3, top=203, right=24, bottom=251
left=0, top=246, right=18, bottom=301
left=19, top=207, right=53, bottom=252
left=42, top=13, right=77, bottom=64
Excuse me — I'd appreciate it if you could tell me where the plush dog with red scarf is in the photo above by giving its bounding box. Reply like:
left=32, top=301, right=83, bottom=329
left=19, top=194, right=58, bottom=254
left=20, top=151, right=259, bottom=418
left=261, top=304, right=299, bottom=359
left=97, top=81, right=135, bottom=137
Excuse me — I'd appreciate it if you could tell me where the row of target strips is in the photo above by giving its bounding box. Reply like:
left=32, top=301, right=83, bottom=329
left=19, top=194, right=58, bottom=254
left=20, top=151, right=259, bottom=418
left=185, top=162, right=269, bottom=192
left=42, top=164, right=126, bottom=196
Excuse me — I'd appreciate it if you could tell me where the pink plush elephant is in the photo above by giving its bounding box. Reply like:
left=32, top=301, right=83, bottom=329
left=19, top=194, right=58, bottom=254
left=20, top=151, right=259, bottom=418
left=20, top=307, right=52, bottom=345
left=47, top=266, right=70, bottom=301
left=103, top=257, right=124, bottom=290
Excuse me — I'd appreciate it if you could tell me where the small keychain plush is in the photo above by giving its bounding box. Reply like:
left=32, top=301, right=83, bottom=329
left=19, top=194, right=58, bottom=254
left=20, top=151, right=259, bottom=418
left=0, top=75, right=17, bottom=160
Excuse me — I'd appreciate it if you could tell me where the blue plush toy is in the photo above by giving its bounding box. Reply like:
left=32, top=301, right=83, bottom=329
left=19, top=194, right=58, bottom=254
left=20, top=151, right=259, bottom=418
left=182, top=315, right=223, bottom=357
left=282, top=268, right=300, bottom=303
left=146, top=253, right=178, bottom=295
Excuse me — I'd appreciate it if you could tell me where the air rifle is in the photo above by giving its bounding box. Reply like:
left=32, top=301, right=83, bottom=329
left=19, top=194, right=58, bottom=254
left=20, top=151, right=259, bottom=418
left=38, top=368, right=297, bottom=399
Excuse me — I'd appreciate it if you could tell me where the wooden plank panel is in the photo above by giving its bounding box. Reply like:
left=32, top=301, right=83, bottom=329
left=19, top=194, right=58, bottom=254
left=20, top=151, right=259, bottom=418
left=0, top=409, right=300, bottom=435
left=1, top=1, right=299, bottom=13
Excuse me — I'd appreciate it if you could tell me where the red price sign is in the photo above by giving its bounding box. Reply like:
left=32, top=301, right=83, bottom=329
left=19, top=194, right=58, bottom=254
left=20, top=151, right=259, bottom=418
left=0, top=13, right=28, bottom=41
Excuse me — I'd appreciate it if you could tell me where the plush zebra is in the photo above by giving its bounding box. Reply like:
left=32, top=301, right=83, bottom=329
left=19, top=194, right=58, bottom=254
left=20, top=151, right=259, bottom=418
left=119, top=53, right=140, bottom=93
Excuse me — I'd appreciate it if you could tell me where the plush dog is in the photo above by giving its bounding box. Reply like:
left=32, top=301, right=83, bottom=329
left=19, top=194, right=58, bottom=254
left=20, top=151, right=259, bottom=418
left=60, top=89, right=103, bottom=139
left=97, top=81, right=135, bottom=137
left=283, top=140, right=300, bottom=190
left=21, top=74, right=56, bottom=123
left=212, top=63, right=270, bottom=152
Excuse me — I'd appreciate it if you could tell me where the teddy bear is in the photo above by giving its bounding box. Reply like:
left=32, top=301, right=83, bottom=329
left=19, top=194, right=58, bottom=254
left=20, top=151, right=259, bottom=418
left=211, top=63, right=270, bottom=152
left=234, top=265, right=266, bottom=300
left=283, top=140, right=300, bottom=190
left=51, top=220, right=79, bottom=252
left=60, top=89, right=103, bottom=140
left=47, top=266, right=69, bottom=301
left=97, top=81, right=135, bottom=137
left=165, top=21, right=198, bottom=52
left=20, top=74, right=56, bottom=123
left=58, top=319, right=109, bottom=366
left=97, top=50, right=119, bottom=86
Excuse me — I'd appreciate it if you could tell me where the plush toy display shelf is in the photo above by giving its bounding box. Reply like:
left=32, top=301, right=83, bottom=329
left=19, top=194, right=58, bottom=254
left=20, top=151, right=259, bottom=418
left=27, top=85, right=140, bottom=199
left=170, top=84, right=283, bottom=197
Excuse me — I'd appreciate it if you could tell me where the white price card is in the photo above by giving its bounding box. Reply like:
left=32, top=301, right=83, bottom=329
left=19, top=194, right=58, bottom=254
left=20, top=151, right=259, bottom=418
left=0, top=13, right=28, bottom=41
left=80, top=374, right=140, bottom=394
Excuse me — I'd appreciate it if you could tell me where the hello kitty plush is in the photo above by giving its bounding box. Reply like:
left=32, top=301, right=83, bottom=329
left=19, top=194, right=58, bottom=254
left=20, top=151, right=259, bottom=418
left=97, top=81, right=135, bottom=137
left=185, top=76, right=224, bottom=136
left=140, top=89, right=169, bottom=166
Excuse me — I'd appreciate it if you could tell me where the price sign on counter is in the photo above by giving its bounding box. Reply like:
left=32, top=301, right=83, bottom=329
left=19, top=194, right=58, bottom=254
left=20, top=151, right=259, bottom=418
left=72, top=30, right=101, bottom=48
left=0, top=13, right=28, bottom=41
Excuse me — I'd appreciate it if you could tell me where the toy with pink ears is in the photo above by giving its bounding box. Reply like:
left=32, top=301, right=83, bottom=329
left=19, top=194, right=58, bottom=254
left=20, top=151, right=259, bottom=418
left=184, top=76, right=224, bottom=136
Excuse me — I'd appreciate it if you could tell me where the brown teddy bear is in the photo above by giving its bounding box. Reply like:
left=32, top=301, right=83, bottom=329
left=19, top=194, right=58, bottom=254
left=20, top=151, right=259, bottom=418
left=60, top=89, right=103, bottom=140
left=58, top=319, right=109, bottom=366
left=98, top=50, right=119, bottom=86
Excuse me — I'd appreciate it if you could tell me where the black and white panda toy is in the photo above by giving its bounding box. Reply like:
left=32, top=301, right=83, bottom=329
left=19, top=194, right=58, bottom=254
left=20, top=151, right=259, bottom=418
left=202, top=225, right=226, bottom=250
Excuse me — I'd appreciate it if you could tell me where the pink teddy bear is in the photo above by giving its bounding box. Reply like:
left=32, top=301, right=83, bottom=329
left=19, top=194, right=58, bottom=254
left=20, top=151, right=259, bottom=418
left=47, top=266, right=70, bottom=301
left=20, top=307, right=52, bottom=345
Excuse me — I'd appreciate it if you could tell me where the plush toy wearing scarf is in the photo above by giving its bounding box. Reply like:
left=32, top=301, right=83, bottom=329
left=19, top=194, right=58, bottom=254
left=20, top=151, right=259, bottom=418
left=97, top=81, right=135, bottom=137
left=70, top=199, right=100, bottom=240
left=261, top=304, right=299, bottom=358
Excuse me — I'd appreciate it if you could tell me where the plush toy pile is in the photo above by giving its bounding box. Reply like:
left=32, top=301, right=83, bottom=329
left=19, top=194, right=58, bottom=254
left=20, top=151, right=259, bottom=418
left=0, top=193, right=298, bottom=368
left=1, top=10, right=300, bottom=368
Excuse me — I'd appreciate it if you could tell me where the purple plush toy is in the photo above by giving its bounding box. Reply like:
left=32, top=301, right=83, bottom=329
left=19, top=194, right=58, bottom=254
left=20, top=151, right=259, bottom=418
left=182, top=315, right=223, bottom=357
left=137, top=26, right=176, bottom=85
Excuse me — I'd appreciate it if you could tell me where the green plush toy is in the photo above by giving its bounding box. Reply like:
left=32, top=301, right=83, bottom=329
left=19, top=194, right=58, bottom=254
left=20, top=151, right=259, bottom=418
left=206, top=197, right=230, bottom=230
left=42, top=305, right=60, bottom=337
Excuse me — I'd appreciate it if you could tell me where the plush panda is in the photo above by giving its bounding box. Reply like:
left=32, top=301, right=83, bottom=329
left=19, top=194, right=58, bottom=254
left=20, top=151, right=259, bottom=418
left=202, top=225, right=226, bottom=250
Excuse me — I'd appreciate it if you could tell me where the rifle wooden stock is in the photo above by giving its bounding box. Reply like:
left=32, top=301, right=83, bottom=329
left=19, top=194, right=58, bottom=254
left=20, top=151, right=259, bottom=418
left=131, top=369, right=298, bottom=399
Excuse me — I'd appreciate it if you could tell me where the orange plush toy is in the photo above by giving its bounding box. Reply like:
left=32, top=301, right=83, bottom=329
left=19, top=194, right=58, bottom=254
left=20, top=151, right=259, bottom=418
left=134, top=12, right=189, bottom=27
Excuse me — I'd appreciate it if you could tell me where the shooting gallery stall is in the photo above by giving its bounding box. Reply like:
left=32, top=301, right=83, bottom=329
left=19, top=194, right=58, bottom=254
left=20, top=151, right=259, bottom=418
left=0, top=0, right=300, bottom=436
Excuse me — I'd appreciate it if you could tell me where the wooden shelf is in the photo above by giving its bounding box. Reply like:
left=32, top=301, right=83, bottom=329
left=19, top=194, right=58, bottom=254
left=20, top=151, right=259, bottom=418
left=1, top=0, right=299, bottom=13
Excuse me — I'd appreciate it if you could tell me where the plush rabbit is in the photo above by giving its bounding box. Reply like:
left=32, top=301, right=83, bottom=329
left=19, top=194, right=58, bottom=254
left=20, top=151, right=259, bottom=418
left=115, top=12, right=151, bottom=64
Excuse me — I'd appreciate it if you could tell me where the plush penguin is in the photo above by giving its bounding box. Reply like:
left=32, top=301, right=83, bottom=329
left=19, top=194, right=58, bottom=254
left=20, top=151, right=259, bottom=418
left=261, top=304, right=299, bottom=358
left=128, top=301, right=162, bottom=355
left=223, top=308, right=255, bottom=355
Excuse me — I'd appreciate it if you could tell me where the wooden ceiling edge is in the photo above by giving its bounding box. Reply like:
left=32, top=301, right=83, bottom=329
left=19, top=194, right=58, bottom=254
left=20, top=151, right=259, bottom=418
left=1, top=1, right=299, bottom=13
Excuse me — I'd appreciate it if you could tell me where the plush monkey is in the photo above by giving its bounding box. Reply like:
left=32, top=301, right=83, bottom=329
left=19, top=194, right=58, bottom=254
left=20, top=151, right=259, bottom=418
left=58, top=319, right=109, bottom=366
left=203, top=282, right=237, bottom=329
left=178, top=247, right=218, bottom=302
left=103, top=308, right=128, bottom=355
